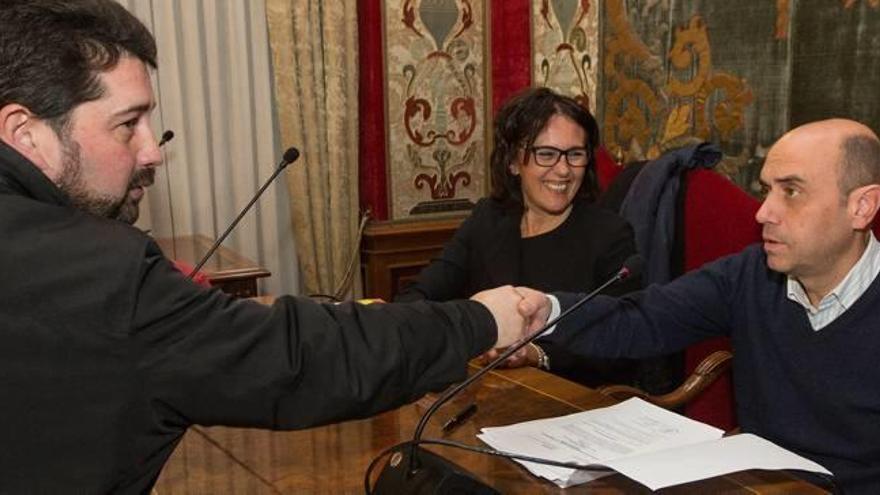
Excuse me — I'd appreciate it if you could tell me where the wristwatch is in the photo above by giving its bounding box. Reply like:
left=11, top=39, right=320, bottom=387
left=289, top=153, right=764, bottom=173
left=529, top=342, right=550, bottom=371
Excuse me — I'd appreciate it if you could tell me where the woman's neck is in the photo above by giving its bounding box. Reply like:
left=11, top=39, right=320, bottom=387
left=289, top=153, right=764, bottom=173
left=520, top=204, right=573, bottom=238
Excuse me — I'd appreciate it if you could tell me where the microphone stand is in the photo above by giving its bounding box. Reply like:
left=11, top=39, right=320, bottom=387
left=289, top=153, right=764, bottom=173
left=157, top=130, right=177, bottom=257
left=371, top=258, right=641, bottom=494
left=188, top=147, right=299, bottom=278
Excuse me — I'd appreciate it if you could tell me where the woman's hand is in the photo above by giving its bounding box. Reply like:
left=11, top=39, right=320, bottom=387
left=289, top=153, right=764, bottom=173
left=477, top=343, right=539, bottom=369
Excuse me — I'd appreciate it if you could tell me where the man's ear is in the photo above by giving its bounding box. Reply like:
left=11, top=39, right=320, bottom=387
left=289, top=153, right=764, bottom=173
left=0, top=104, right=36, bottom=150
left=849, top=184, right=880, bottom=230
left=0, top=103, right=61, bottom=179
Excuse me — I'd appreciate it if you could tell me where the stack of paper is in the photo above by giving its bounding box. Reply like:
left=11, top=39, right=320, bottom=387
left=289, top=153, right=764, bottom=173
left=477, top=398, right=831, bottom=490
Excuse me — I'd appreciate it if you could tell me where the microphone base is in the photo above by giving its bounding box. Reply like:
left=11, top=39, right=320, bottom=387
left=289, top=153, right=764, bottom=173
left=373, top=445, right=499, bottom=495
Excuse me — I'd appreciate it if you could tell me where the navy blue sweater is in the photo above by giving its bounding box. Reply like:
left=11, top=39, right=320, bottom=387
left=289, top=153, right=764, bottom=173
left=546, top=244, right=880, bottom=493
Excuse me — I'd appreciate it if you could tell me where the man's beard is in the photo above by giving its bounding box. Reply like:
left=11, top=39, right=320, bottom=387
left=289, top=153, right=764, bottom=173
left=55, top=134, right=154, bottom=224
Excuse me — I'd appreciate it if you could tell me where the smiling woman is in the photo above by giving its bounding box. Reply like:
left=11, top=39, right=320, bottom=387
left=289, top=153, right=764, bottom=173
left=395, top=87, right=643, bottom=388
left=515, top=114, right=590, bottom=236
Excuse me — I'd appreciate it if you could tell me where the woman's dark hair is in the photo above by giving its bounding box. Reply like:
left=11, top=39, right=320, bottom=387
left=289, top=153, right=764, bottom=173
left=489, top=87, right=600, bottom=207
left=0, top=0, right=157, bottom=133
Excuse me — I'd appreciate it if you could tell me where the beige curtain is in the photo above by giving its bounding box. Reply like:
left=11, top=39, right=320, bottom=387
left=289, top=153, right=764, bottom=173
left=265, top=0, right=362, bottom=299
left=120, top=0, right=300, bottom=296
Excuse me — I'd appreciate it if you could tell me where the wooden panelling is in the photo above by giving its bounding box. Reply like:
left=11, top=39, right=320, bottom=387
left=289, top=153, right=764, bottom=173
left=360, top=217, right=464, bottom=301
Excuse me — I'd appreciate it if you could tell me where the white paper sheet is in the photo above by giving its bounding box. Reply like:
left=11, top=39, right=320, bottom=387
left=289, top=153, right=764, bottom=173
left=478, top=398, right=831, bottom=490
left=607, top=433, right=832, bottom=490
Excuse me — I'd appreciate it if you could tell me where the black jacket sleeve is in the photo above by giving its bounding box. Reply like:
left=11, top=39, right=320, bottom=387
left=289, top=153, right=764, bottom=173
left=133, top=243, right=496, bottom=430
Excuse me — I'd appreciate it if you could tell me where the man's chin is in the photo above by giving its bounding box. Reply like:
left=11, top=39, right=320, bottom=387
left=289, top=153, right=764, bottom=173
left=764, top=254, right=791, bottom=274
left=114, top=199, right=141, bottom=224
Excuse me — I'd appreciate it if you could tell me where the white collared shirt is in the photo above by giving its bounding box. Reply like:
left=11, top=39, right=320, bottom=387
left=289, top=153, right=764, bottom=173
left=787, top=232, right=880, bottom=331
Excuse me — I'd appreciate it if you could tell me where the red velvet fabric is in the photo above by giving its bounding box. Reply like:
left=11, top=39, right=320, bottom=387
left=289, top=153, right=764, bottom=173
left=600, top=163, right=758, bottom=429
left=490, top=0, right=531, bottom=115
left=595, top=146, right=622, bottom=192
left=357, top=0, right=388, bottom=220
left=681, top=169, right=761, bottom=430
left=171, top=260, right=213, bottom=289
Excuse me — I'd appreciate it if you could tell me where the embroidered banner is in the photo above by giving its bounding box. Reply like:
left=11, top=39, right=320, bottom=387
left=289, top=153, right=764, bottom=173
left=384, top=0, right=489, bottom=219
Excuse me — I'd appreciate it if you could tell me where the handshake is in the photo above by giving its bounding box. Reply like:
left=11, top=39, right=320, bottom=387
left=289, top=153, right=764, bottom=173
left=470, top=285, right=553, bottom=351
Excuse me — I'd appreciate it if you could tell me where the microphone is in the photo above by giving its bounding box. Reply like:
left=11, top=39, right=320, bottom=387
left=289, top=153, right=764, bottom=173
left=369, top=255, right=644, bottom=494
left=158, top=130, right=175, bottom=147
left=188, top=146, right=300, bottom=278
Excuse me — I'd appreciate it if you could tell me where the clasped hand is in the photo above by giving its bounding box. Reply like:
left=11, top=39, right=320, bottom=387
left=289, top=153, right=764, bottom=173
left=470, top=286, right=550, bottom=363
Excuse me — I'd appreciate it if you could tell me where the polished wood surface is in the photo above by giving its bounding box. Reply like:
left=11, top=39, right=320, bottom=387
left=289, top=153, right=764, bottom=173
left=361, top=217, right=464, bottom=301
left=154, top=364, right=826, bottom=494
left=154, top=234, right=270, bottom=297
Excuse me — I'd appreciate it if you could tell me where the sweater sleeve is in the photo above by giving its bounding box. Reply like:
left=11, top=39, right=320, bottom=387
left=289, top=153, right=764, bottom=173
left=542, top=252, right=737, bottom=359
left=132, top=243, right=496, bottom=430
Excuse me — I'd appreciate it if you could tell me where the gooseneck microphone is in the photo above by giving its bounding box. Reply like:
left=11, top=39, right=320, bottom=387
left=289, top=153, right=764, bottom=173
left=158, top=130, right=175, bottom=147
left=368, top=255, right=644, bottom=494
left=413, top=254, right=643, bottom=442
left=188, top=146, right=300, bottom=278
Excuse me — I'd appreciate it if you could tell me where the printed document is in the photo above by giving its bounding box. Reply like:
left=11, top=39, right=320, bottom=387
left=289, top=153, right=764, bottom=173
left=477, top=398, right=831, bottom=490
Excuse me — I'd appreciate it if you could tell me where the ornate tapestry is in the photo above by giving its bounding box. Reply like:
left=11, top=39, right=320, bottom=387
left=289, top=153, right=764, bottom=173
left=384, top=0, right=488, bottom=219
left=595, top=0, right=879, bottom=195
left=531, top=0, right=600, bottom=113
left=366, top=0, right=880, bottom=217
left=600, top=0, right=757, bottom=189
left=789, top=0, right=880, bottom=133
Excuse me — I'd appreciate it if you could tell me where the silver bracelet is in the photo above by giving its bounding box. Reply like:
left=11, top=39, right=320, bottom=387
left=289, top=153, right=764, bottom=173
left=529, top=342, right=550, bottom=370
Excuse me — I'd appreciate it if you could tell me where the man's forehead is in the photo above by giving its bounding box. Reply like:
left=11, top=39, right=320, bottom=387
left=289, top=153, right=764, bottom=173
left=761, top=134, right=839, bottom=183
left=95, top=57, right=155, bottom=111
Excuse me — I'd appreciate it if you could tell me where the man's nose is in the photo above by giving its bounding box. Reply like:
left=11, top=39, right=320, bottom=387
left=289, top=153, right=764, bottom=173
left=140, top=131, right=163, bottom=168
left=755, top=197, right=774, bottom=224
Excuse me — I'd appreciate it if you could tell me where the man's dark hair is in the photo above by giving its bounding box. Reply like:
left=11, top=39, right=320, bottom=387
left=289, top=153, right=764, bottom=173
left=489, top=87, right=600, bottom=207
left=839, top=133, right=880, bottom=195
left=0, top=0, right=157, bottom=132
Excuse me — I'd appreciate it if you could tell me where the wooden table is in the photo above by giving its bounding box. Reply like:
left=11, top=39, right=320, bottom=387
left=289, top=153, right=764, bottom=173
left=154, top=234, right=270, bottom=297
left=153, top=364, right=826, bottom=494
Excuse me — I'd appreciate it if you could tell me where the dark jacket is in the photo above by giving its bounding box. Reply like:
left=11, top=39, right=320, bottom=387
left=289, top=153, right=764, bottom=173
left=619, top=143, right=721, bottom=284
left=0, top=141, right=495, bottom=493
left=396, top=197, right=641, bottom=386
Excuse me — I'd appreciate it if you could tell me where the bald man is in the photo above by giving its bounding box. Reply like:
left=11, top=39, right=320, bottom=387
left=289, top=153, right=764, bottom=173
left=513, top=119, right=880, bottom=493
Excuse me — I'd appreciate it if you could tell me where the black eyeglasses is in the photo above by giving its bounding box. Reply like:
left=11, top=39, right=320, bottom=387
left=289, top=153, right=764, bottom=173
left=526, top=146, right=590, bottom=167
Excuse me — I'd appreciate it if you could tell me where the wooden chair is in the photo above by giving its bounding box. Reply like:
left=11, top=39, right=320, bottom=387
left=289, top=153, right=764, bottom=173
left=597, top=163, right=761, bottom=430
left=676, top=169, right=761, bottom=430
left=597, top=350, right=732, bottom=410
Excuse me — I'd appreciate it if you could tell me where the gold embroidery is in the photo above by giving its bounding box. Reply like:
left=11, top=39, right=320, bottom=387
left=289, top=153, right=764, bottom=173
left=843, top=0, right=880, bottom=9
left=666, top=16, right=753, bottom=143
left=603, top=1, right=753, bottom=167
